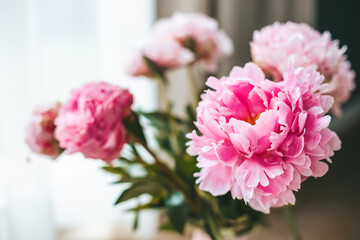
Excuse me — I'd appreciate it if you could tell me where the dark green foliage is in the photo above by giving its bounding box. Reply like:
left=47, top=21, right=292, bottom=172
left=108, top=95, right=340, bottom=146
left=133, top=210, right=139, bottom=230
left=103, top=103, right=263, bottom=240
left=123, top=113, right=147, bottom=145
left=165, top=191, right=188, bottom=234
left=114, top=180, right=167, bottom=204
left=143, top=56, right=165, bottom=79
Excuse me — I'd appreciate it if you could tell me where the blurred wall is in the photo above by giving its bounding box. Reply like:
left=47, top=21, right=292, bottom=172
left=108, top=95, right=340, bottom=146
left=317, top=0, right=360, bottom=95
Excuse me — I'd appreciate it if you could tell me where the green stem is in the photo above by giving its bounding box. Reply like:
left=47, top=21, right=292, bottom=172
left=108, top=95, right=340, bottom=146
left=283, top=205, right=302, bottom=240
left=185, top=65, right=199, bottom=110
left=135, top=139, right=200, bottom=212
left=156, top=76, right=171, bottom=111
left=156, top=75, right=181, bottom=155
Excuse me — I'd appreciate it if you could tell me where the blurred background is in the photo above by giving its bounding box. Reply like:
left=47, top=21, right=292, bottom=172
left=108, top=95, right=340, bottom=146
left=0, top=0, right=359, bottom=239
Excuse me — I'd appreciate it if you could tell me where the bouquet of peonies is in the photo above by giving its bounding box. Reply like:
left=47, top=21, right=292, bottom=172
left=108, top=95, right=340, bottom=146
left=26, top=12, right=354, bottom=240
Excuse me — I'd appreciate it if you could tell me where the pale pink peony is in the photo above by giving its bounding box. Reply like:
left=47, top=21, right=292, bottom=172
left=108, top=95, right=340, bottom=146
left=55, top=82, right=133, bottom=164
left=126, top=12, right=233, bottom=77
left=26, top=102, right=62, bottom=159
left=327, top=61, right=355, bottom=116
left=187, top=63, right=341, bottom=213
left=125, top=50, right=152, bottom=78
left=143, top=38, right=195, bottom=69
left=250, top=21, right=355, bottom=116
left=125, top=39, right=194, bottom=77
left=150, top=12, right=234, bottom=71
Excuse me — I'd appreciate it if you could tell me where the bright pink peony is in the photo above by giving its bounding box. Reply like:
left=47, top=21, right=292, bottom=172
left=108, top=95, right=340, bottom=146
left=55, top=82, right=133, bottom=164
left=186, top=63, right=341, bottom=213
left=26, top=102, right=62, bottom=159
left=126, top=12, right=233, bottom=77
left=250, top=21, right=355, bottom=116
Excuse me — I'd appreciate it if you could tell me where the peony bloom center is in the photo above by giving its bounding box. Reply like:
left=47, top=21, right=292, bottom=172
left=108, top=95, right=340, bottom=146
left=187, top=63, right=341, bottom=213
left=245, top=112, right=261, bottom=125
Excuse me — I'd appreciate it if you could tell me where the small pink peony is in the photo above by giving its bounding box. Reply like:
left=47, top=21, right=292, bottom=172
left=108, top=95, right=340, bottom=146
left=125, top=39, right=194, bottom=77
left=150, top=12, right=234, bottom=71
left=250, top=21, right=355, bottom=116
left=26, top=102, right=62, bottom=159
left=55, top=82, right=133, bottom=164
left=126, top=12, right=233, bottom=77
left=125, top=49, right=152, bottom=78
left=143, top=38, right=195, bottom=69
left=187, top=63, right=341, bottom=213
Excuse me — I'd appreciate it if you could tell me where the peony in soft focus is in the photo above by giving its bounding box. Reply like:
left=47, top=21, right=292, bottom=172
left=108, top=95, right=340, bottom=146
left=26, top=102, right=62, bottom=159
left=125, top=39, right=194, bottom=78
left=126, top=12, right=233, bottom=77
left=150, top=12, right=234, bottom=71
left=187, top=62, right=341, bottom=213
left=144, top=38, right=195, bottom=69
left=250, top=21, right=355, bottom=116
left=55, top=82, right=133, bottom=164
left=125, top=50, right=152, bottom=78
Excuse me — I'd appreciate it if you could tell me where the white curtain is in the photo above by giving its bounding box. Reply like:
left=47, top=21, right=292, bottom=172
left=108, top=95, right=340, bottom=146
left=0, top=0, right=157, bottom=239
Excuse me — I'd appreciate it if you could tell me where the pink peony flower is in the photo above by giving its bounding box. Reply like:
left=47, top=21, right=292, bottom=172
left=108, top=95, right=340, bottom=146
left=126, top=12, right=233, bottom=77
left=187, top=63, right=341, bottom=213
left=250, top=21, right=355, bottom=116
left=143, top=38, right=195, bottom=69
left=55, top=82, right=133, bottom=164
left=125, top=39, right=194, bottom=77
left=26, top=102, right=62, bottom=159
left=150, top=12, right=234, bottom=71
left=125, top=49, right=152, bottom=78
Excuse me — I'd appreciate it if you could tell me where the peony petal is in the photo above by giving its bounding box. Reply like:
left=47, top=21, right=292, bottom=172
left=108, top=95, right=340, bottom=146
left=198, top=163, right=233, bottom=196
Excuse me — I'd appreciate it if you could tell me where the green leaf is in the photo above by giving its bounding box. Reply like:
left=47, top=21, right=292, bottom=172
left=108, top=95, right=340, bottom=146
left=155, top=134, right=172, bottom=154
left=126, top=199, right=164, bottom=212
left=165, top=191, right=187, bottom=234
left=175, top=154, right=198, bottom=185
left=112, top=175, right=146, bottom=184
left=217, top=192, right=264, bottom=232
left=143, top=56, right=165, bottom=79
left=185, top=104, right=196, bottom=124
left=142, top=111, right=170, bottom=131
left=102, top=166, right=130, bottom=176
left=114, top=180, right=166, bottom=205
left=140, top=111, right=183, bottom=131
left=133, top=210, right=139, bottom=230
left=124, top=112, right=147, bottom=145
left=158, top=221, right=175, bottom=231
left=204, top=210, right=222, bottom=240
left=118, top=156, right=134, bottom=164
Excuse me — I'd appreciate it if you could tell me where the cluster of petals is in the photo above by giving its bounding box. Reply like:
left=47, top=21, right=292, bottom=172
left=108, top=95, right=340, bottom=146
left=126, top=39, right=194, bottom=78
left=126, top=12, right=233, bottom=77
left=26, top=102, right=62, bottom=159
left=55, top=82, right=133, bottom=164
left=250, top=21, right=355, bottom=116
left=186, top=62, right=341, bottom=213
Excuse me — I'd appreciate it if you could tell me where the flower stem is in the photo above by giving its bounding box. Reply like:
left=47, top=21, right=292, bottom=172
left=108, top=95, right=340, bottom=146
left=283, top=205, right=302, bottom=240
left=156, top=75, right=181, bottom=155
left=134, top=139, right=200, bottom=212
left=186, top=65, right=199, bottom=110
